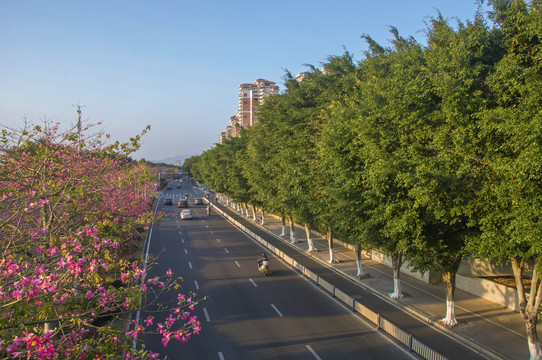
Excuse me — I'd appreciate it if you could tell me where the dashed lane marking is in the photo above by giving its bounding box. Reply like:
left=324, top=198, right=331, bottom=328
left=271, top=304, right=283, bottom=317
left=203, top=308, right=211, bottom=322
left=306, top=345, right=322, bottom=360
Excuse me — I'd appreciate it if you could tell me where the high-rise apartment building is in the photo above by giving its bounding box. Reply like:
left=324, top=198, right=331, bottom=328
left=220, top=79, right=279, bottom=143
left=238, top=79, right=279, bottom=128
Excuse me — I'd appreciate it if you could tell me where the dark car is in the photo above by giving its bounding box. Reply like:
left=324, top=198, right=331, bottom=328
left=176, top=183, right=182, bottom=189
left=163, top=198, right=173, bottom=205
left=177, top=199, right=188, bottom=208
left=166, top=185, right=172, bottom=190
left=194, top=198, right=204, bottom=205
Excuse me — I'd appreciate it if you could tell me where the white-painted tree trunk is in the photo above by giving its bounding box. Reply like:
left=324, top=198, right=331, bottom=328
left=288, top=214, right=297, bottom=243
left=441, top=271, right=458, bottom=327
left=389, top=252, right=404, bottom=299
left=260, top=210, right=266, bottom=225
left=244, top=203, right=250, bottom=218
left=280, top=214, right=286, bottom=236
left=252, top=205, right=257, bottom=221
left=512, top=258, right=542, bottom=360
left=355, top=246, right=366, bottom=277
left=305, top=223, right=316, bottom=251
left=327, top=230, right=337, bottom=263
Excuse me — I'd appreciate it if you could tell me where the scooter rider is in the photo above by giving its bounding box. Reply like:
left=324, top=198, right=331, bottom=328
left=206, top=204, right=211, bottom=215
left=257, top=253, right=268, bottom=269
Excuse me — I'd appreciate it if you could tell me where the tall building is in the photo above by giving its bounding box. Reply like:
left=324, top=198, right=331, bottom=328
left=238, top=79, right=279, bottom=128
left=220, top=78, right=279, bottom=143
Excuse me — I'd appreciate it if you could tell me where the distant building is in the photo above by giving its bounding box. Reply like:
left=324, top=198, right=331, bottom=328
left=220, top=79, right=279, bottom=143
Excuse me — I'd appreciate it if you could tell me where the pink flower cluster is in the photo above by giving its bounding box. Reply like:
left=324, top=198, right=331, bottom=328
left=0, top=123, right=201, bottom=359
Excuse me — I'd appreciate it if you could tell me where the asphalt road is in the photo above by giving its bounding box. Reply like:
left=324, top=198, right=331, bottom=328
left=140, top=180, right=418, bottom=360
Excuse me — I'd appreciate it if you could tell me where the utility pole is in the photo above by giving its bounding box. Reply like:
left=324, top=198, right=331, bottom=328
left=72, top=103, right=86, bottom=148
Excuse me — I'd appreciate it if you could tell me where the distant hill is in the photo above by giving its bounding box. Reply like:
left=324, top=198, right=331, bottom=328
left=152, top=154, right=199, bottom=166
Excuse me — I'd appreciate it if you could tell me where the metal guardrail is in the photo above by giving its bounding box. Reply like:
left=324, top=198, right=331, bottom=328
left=212, top=202, right=449, bottom=360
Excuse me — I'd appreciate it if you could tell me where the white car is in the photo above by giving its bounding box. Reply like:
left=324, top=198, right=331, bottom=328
left=180, top=209, right=193, bottom=220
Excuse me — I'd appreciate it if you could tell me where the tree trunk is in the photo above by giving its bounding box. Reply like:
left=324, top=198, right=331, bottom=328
left=252, top=204, right=257, bottom=221
left=305, top=223, right=316, bottom=251
left=280, top=213, right=286, bottom=237
left=389, top=252, right=403, bottom=298
left=288, top=214, right=297, bottom=243
left=441, top=271, right=458, bottom=327
left=328, top=229, right=337, bottom=263
left=512, top=257, right=542, bottom=360
left=244, top=203, right=250, bottom=218
left=261, top=210, right=266, bottom=225
left=355, top=246, right=366, bottom=278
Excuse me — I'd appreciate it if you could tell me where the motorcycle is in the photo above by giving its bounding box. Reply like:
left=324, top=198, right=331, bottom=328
left=258, top=260, right=271, bottom=276
left=206, top=206, right=211, bottom=216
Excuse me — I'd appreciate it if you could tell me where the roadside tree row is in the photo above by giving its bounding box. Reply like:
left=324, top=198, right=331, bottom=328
left=189, top=1, right=542, bottom=358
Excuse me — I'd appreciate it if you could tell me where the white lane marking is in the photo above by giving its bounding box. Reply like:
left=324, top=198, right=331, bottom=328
left=188, top=262, right=193, bottom=269
left=224, top=248, right=229, bottom=253
left=235, top=261, right=241, bottom=267
left=210, top=231, right=214, bottom=235
left=206, top=225, right=209, bottom=228
left=203, top=308, right=211, bottom=322
left=249, top=278, right=258, bottom=287
left=216, top=238, right=221, bottom=243
left=179, top=231, right=182, bottom=235
left=271, top=304, right=283, bottom=317
left=194, top=280, right=199, bottom=290
left=182, top=239, right=185, bottom=244
left=306, top=345, right=322, bottom=360
left=184, top=249, right=188, bottom=255
left=218, top=352, right=225, bottom=360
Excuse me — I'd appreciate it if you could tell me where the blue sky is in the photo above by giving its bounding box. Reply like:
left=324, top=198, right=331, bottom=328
left=0, top=0, right=484, bottom=162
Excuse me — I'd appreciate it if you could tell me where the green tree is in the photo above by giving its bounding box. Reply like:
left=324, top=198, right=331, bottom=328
left=468, top=0, right=542, bottom=357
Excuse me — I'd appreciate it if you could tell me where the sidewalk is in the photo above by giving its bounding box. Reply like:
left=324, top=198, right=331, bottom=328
left=214, top=199, right=532, bottom=360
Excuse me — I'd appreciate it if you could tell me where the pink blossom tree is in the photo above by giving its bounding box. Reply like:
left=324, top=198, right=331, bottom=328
left=0, top=121, right=201, bottom=359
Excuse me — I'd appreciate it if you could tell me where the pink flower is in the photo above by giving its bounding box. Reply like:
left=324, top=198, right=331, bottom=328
left=143, top=316, right=153, bottom=326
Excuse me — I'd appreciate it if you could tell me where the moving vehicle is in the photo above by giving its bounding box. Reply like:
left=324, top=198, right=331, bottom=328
left=177, top=199, right=188, bottom=208
left=180, top=209, right=193, bottom=220
left=163, top=198, right=173, bottom=205
left=258, top=260, right=271, bottom=275
left=257, top=254, right=271, bottom=275
left=194, top=198, right=204, bottom=205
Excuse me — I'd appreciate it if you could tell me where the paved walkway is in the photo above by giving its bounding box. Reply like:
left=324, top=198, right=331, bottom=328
left=210, top=196, right=534, bottom=360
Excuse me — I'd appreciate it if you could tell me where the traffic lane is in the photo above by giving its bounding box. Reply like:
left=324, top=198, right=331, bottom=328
left=216, top=203, right=487, bottom=360
left=140, top=205, right=218, bottom=359
left=142, top=199, right=414, bottom=360
left=177, top=212, right=415, bottom=360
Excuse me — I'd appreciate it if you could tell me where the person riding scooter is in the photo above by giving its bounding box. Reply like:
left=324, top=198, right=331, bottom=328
left=257, top=253, right=269, bottom=270
left=206, top=204, right=211, bottom=215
